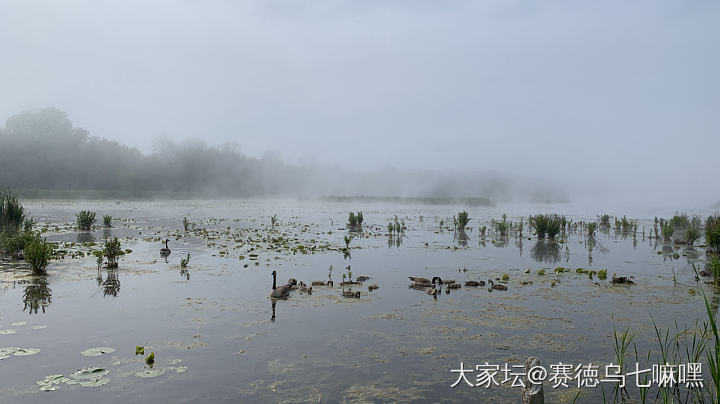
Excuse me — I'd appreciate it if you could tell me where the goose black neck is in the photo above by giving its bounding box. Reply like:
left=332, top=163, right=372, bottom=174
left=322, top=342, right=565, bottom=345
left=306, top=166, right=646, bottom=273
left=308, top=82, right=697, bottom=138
left=272, top=272, right=277, bottom=290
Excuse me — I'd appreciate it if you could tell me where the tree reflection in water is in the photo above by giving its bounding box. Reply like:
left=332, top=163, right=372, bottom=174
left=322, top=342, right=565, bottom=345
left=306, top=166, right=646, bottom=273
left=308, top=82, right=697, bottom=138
left=23, top=276, right=52, bottom=314
left=530, top=239, right=560, bottom=264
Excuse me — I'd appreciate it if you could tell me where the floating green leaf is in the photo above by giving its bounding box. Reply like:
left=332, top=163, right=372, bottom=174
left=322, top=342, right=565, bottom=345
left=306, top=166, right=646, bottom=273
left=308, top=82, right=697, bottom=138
left=145, top=352, right=155, bottom=364
left=136, top=346, right=144, bottom=355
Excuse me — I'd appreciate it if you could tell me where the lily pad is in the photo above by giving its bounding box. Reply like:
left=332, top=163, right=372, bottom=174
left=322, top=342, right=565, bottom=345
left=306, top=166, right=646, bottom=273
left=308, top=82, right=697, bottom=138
left=81, top=347, right=116, bottom=357
left=0, top=347, right=40, bottom=359
left=135, top=367, right=166, bottom=378
left=11, top=322, right=27, bottom=326
left=0, top=330, right=16, bottom=335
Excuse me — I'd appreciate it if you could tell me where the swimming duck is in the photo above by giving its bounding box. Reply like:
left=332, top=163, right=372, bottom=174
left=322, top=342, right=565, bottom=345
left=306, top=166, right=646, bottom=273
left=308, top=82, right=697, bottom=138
left=356, top=276, right=370, bottom=282
left=448, top=283, right=461, bottom=289
left=465, top=280, right=481, bottom=287
left=270, top=270, right=290, bottom=299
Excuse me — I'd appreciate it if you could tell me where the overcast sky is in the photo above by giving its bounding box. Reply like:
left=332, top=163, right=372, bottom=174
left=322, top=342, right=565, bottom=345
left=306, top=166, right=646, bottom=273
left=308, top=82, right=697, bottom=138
left=1, top=0, right=718, bottom=206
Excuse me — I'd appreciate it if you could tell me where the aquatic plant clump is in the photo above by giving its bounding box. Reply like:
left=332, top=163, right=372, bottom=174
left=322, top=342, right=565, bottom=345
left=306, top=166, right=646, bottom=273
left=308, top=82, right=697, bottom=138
left=530, top=214, right=564, bottom=239
left=76, top=210, right=96, bottom=231
left=103, top=215, right=112, bottom=228
left=180, top=253, right=191, bottom=268
left=24, top=232, right=53, bottom=274
left=103, top=237, right=122, bottom=268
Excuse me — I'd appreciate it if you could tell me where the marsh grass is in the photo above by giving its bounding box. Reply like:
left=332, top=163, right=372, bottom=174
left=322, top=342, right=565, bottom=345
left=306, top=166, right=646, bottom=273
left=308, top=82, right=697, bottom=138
left=587, top=222, right=598, bottom=238
left=103, top=215, right=112, bottom=228
left=706, top=215, right=720, bottom=252
left=0, top=189, right=25, bottom=231
left=183, top=217, right=190, bottom=231
left=76, top=210, right=96, bottom=231
left=530, top=214, right=564, bottom=239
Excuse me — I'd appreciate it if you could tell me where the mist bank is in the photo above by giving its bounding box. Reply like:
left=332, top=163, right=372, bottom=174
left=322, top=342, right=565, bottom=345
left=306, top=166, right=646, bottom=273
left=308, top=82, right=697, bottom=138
left=0, top=108, right=565, bottom=203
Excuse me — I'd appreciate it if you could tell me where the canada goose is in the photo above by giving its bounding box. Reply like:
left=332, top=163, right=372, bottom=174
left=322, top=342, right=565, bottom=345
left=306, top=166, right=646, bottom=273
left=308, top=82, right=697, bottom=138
left=426, top=287, right=438, bottom=295
left=487, top=279, right=507, bottom=291
left=270, top=270, right=290, bottom=299
left=441, top=279, right=456, bottom=285
left=356, top=276, right=370, bottom=282
left=327, top=280, right=334, bottom=287
left=160, top=239, right=171, bottom=256
left=409, top=276, right=441, bottom=288
left=299, top=284, right=312, bottom=294
left=465, top=281, right=481, bottom=287
left=448, top=283, right=461, bottom=289
left=368, top=283, right=379, bottom=291
left=311, top=281, right=326, bottom=286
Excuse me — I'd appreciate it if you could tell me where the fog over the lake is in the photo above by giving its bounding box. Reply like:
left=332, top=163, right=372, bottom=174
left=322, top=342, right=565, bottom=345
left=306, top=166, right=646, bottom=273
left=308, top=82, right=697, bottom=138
left=1, top=1, right=718, bottom=208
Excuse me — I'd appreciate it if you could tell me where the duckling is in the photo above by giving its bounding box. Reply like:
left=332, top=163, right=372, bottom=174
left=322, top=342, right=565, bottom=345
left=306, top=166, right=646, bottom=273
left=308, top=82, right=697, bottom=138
left=487, top=279, right=507, bottom=291
left=270, top=270, right=290, bottom=299
left=441, top=279, right=456, bottom=285
left=448, top=283, right=461, bottom=289
left=368, top=283, right=379, bottom=291
left=299, top=284, right=312, bottom=294
left=311, top=281, right=326, bottom=286
left=464, top=280, right=481, bottom=287
left=356, top=276, right=370, bottom=282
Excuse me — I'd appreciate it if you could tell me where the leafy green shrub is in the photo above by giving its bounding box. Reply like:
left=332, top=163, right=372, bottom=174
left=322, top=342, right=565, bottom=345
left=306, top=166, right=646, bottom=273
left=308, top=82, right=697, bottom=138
left=76, top=210, right=96, bottom=231
left=24, top=232, right=53, bottom=274
left=0, top=229, right=33, bottom=258
left=103, top=237, right=122, bottom=268
left=707, top=215, right=720, bottom=251
left=103, top=215, right=112, bottom=228
left=456, top=211, right=470, bottom=232
left=0, top=189, right=25, bottom=231
left=348, top=212, right=357, bottom=226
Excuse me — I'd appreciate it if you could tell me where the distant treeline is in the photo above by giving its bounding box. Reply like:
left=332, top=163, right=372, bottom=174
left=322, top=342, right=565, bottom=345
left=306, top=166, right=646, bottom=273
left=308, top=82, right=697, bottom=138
left=0, top=108, right=564, bottom=203
left=0, top=108, right=299, bottom=197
